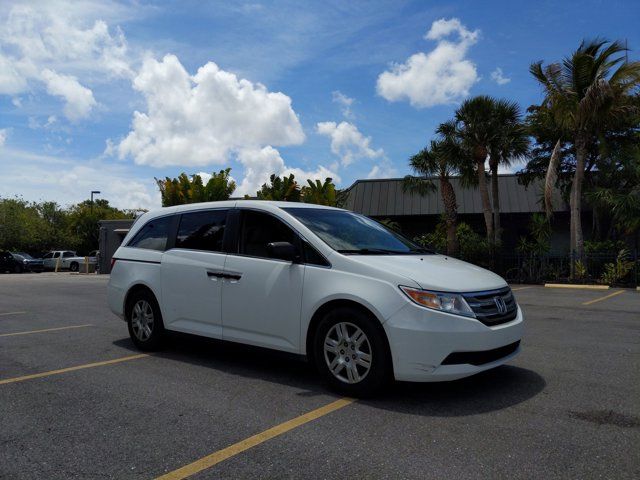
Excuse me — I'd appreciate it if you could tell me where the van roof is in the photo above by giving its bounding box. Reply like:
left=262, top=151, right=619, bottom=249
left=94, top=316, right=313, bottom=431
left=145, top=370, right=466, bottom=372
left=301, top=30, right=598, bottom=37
left=140, top=200, right=344, bottom=220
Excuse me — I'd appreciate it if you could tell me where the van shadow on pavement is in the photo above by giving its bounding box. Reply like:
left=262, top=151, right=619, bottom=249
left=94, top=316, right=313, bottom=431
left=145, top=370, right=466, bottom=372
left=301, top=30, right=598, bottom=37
left=113, top=334, right=546, bottom=417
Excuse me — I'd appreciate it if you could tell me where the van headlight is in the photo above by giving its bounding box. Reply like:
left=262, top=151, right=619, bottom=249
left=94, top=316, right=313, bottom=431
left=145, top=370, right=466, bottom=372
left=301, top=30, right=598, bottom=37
left=399, top=286, right=475, bottom=317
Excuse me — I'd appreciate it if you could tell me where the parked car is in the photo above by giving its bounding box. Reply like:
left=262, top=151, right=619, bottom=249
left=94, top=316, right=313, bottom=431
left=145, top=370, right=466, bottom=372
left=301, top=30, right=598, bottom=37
left=11, top=252, right=44, bottom=272
left=42, top=250, right=96, bottom=272
left=0, top=251, right=27, bottom=273
left=108, top=201, right=523, bottom=396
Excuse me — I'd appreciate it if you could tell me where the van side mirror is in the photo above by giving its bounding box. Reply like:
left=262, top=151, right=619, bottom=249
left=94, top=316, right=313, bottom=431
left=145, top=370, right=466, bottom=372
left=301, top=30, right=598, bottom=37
left=267, top=242, right=300, bottom=263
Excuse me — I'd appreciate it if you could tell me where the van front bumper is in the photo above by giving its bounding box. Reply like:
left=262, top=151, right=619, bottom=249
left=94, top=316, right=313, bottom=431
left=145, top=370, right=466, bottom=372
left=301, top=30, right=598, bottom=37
left=383, top=302, right=524, bottom=382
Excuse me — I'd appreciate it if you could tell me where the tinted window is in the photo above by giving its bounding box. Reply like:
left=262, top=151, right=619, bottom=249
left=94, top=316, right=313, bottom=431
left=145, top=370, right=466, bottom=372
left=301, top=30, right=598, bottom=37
left=63, top=252, right=74, bottom=258
left=176, top=210, right=227, bottom=252
left=53, top=252, right=60, bottom=258
left=302, top=241, right=329, bottom=267
left=43, top=253, right=53, bottom=259
left=239, top=210, right=297, bottom=259
left=128, top=216, right=172, bottom=251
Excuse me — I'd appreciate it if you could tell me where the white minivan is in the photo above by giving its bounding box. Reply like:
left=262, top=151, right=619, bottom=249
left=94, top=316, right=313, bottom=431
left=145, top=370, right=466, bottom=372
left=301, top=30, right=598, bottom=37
left=107, top=201, right=523, bottom=395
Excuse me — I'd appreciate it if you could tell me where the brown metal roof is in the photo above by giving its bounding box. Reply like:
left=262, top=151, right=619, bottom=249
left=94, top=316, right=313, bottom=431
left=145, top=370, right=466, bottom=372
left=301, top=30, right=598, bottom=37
left=343, top=174, right=567, bottom=216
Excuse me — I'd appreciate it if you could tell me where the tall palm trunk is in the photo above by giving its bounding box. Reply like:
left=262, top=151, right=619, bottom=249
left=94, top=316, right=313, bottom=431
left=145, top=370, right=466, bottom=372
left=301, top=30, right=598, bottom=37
left=571, top=135, right=587, bottom=264
left=440, top=176, right=459, bottom=256
left=489, top=156, right=500, bottom=245
left=475, top=147, right=494, bottom=242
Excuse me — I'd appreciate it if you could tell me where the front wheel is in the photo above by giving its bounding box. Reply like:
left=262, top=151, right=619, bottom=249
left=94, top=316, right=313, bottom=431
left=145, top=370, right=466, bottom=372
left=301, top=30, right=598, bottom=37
left=313, top=307, right=391, bottom=397
left=126, top=291, right=165, bottom=351
left=69, top=262, right=79, bottom=272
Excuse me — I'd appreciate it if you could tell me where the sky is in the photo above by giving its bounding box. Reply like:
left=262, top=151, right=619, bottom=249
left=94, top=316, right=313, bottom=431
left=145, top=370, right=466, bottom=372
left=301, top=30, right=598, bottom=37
left=1, top=0, right=638, bottom=211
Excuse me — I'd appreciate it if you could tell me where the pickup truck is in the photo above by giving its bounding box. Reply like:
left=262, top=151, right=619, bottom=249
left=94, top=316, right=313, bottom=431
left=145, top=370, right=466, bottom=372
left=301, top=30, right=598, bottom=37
left=42, top=251, right=97, bottom=272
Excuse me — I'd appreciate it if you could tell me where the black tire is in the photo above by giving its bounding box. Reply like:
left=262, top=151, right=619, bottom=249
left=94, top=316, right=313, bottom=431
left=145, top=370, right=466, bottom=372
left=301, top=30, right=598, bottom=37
left=13, top=264, right=23, bottom=274
left=126, top=289, right=166, bottom=351
left=69, top=262, right=79, bottom=272
left=313, top=306, right=392, bottom=397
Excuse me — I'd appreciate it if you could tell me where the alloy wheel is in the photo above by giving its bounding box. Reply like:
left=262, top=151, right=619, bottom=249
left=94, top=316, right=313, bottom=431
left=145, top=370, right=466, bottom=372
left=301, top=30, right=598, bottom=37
left=323, top=322, right=372, bottom=384
left=131, top=300, right=154, bottom=341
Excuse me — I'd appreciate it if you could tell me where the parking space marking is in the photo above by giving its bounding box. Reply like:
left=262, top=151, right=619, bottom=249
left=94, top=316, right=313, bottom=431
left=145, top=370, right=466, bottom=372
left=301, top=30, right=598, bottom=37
left=155, top=397, right=355, bottom=480
left=0, top=311, right=27, bottom=317
left=0, top=324, right=93, bottom=338
left=0, top=353, right=149, bottom=386
left=512, top=286, right=534, bottom=291
left=582, top=290, right=625, bottom=306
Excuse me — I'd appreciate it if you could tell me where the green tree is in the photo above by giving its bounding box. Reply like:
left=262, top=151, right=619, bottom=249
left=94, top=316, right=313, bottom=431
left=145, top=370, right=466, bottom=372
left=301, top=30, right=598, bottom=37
left=301, top=178, right=337, bottom=206
left=256, top=174, right=301, bottom=201
left=488, top=100, right=529, bottom=244
left=404, top=124, right=467, bottom=256
left=156, top=169, right=236, bottom=206
left=530, top=38, right=640, bottom=258
left=66, top=199, right=135, bottom=254
left=452, top=95, right=502, bottom=242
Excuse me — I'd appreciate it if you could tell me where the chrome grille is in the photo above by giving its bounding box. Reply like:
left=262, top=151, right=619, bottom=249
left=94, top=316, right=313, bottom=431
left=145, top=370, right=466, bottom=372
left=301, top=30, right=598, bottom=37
left=463, top=287, right=518, bottom=326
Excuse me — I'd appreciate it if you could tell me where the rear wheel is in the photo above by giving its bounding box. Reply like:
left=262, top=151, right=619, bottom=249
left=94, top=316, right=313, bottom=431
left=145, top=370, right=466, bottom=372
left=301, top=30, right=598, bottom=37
left=313, top=306, right=391, bottom=397
left=13, top=264, right=23, bottom=274
left=126, top=290, right=165, bottom=351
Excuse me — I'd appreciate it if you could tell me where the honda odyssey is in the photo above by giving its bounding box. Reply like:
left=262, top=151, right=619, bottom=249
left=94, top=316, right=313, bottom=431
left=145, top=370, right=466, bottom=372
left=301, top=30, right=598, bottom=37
left=107, top=201, right=523, bottom=395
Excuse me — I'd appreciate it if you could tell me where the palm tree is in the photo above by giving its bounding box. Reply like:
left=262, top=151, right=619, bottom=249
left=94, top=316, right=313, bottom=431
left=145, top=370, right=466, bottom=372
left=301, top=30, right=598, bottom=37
left=453, top=96, right=502, bottom=242
left=256, top=174, right=301, bottom=201
left=530, top=39, right=640, bottom=258
left=488, top=100, right=529, bottom=244
left=301, top=178, right=337, bottom=206
left=404, top=130, right=463, bottom=256
left=155, top=169, right=236, bottom=206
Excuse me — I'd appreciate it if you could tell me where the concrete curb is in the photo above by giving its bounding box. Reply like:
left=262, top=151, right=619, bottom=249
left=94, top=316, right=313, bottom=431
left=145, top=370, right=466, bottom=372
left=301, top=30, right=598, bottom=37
left=544, top=283, right=609, bottom=290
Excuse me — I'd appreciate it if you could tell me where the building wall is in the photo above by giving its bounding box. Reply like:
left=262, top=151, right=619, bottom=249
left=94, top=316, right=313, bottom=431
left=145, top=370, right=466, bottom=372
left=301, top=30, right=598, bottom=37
left=98, top=219, right=134, bottom=274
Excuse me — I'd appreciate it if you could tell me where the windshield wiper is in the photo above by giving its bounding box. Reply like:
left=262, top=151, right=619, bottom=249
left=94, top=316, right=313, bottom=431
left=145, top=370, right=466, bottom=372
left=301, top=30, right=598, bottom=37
left=338, top=248, right=405, bottom=255
left=338, top=247, right=433, bottom=255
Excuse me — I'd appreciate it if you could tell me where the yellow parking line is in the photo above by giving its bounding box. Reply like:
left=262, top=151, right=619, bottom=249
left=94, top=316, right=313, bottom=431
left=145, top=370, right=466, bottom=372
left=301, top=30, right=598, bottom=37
left=582, top=290, right=625, bottom=306
left=156, top=397, right=355, bottom=480
left=0, top=311, right=27, bottom=317
left=0, top=324, right=93, bottom=338
left=512, top=286, right=534, bottom=291
left=0, top=353, right=149, bottom=386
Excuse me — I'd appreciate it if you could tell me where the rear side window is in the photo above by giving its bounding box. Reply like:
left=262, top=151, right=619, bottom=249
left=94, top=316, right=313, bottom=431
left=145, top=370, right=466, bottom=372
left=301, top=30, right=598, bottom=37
left=176, top=210, right=228, bottom=252
left=128, top=216, right=172, bottom=251
left=63, top=252, right=74, bottom=258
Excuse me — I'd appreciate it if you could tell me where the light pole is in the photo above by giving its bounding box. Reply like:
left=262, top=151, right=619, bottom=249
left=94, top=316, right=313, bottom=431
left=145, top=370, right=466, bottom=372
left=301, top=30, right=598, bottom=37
left=90, top=190, right=101, bottom=213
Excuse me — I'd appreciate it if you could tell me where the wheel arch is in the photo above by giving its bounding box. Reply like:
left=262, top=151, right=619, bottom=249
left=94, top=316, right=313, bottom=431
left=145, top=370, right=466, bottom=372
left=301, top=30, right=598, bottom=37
left=305, top=299, right=391, bottom=368
left=123, top=283, right=160, bottom=320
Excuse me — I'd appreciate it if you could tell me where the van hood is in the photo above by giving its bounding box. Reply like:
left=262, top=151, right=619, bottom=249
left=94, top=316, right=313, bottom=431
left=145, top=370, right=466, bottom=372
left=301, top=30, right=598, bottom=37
left=351, top=254, right=507, bottom=292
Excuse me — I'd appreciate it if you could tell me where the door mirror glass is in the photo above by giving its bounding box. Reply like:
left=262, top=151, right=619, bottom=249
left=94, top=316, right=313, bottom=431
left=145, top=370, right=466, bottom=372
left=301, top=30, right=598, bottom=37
left=267, top=242, right=299, bottom=262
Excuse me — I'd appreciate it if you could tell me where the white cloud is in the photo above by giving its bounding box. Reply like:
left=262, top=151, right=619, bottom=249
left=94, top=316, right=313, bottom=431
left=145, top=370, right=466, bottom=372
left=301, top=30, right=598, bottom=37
left=235, top=146, right=339, bottom=196
left=0, top=147, right=159, bottom=210
left=316, top=121, right=384, bottom=166
left=367, top=160, right=397, bottom=179
left=0, top=3, right=134, bottom=118
left=116, top=54, right=305, bottom=168
left=332, top=90, right=355, bottom=119
left=491, top=67, right=511, bottom=85
left=0, top=128, right=8, bottom=147
left=41, top=69, right=97, bottom=121
left=376, top=17, right=479, bottom=108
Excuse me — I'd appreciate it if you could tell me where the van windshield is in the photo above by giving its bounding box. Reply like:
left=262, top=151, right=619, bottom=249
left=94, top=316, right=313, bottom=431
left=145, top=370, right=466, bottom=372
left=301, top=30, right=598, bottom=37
left=283, top=208, right=431, bottom=255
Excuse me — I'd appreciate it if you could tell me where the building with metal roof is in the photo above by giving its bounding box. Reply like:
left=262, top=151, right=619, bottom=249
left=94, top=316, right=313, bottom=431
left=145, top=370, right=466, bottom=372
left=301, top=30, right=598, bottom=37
left=342, top=174, right=566, bottom=217
left=342, top=174, right=573, bottom=252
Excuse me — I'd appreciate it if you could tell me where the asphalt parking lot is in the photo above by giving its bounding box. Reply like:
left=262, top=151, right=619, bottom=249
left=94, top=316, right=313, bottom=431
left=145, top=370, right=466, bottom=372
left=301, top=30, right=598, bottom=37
left=1, top=273, right=639, bottom=479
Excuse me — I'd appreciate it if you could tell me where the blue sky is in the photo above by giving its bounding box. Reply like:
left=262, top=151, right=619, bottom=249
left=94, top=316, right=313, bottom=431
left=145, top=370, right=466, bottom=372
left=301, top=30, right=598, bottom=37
left=1, top=0, right=638, bottom=210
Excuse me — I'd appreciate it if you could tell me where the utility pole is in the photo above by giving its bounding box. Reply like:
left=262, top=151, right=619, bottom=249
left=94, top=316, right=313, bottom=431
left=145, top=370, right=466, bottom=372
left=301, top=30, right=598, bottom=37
left=90, top=190, right=101, bottom=213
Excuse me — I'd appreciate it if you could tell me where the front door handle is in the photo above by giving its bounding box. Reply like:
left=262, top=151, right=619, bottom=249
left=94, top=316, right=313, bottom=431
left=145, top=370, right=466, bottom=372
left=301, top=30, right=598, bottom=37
left=206, top=270, right=225, bottom=278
